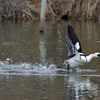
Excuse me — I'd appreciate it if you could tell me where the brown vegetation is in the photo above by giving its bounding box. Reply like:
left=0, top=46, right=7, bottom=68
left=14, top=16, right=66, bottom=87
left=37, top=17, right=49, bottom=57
left=61, top=0, right=100, bottom=21
left=0, top=0, right=39, bottom=20
left=0, top=0, right=100, bottom=21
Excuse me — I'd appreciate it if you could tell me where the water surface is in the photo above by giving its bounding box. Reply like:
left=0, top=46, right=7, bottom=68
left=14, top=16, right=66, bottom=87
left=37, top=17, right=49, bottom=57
left=0, top=20, right=100, bottom=100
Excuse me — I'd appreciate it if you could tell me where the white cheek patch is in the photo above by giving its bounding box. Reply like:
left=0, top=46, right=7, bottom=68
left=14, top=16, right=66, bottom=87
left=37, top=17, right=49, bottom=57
left=75, top=42, right=80, bottom=50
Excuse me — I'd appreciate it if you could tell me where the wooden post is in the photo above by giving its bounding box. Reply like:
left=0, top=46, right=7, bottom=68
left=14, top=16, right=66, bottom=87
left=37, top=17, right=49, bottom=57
left=39, top=0, right=46, bottom=33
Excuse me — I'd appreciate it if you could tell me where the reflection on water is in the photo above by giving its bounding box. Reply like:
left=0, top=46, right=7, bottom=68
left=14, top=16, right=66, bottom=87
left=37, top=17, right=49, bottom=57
left=39, top=34, right=46, bottom=64
left=0, top=71, right=100, bottom=100
left=64, top=74, right=99, bottom=100
left=0, top=20, right=100, bottom=100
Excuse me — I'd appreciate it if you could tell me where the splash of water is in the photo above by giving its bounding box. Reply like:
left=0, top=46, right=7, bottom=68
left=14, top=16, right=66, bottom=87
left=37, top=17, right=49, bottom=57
left=0, top=58, right=57, bottom=75
left=0, top=58, right=98, bottom=76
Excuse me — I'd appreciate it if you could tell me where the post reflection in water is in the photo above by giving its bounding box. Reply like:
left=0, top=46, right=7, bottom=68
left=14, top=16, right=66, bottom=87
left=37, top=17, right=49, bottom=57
left=39, top=34, right=46, bottom=64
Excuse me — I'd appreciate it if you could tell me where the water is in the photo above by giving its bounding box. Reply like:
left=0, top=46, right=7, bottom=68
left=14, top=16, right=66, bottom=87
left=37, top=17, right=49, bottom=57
left=0, top=20, right=100, bottom=100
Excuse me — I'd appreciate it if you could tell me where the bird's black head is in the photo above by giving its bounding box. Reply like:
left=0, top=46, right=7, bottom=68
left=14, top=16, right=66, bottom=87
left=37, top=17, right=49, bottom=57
left=97, top=54, right=100, bottom=57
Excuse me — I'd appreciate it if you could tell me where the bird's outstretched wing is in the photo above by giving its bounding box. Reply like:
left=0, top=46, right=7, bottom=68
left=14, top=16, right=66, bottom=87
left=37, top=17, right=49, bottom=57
left=68, top=25, right=82, bottom=53
left=60, top=29, right=78, bottom=57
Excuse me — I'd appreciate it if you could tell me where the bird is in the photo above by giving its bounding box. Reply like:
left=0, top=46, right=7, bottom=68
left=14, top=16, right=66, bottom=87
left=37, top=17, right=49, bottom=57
left=60, top=25, right=100, bottom=70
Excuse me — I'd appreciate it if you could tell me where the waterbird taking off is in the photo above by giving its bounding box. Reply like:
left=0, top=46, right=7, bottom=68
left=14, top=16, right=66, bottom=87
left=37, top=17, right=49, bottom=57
left=60, top=25, right=100, bottom=70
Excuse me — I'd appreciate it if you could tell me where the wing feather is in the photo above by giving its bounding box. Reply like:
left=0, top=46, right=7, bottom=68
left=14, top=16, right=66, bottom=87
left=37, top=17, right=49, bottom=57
left=60, top=29, right=78, bottom=57
left=68, top=25, right=82, bottom=53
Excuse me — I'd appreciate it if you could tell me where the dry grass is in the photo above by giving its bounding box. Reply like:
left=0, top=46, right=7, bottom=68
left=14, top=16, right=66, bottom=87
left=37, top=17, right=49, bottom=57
left=0, top=0, right=39, bottom=20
